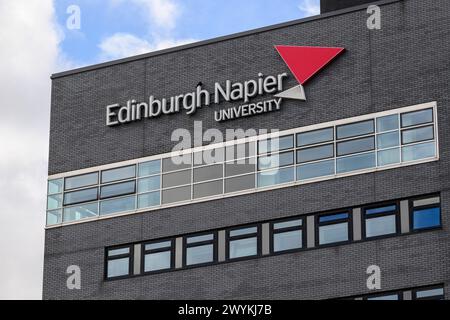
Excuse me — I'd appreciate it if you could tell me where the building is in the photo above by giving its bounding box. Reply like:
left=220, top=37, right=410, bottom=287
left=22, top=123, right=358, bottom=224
left=43, top=0, right=449, bottom=300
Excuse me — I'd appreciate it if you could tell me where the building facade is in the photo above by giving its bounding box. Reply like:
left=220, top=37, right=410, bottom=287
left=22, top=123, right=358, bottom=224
left=44, top=0, right=450, bottom=299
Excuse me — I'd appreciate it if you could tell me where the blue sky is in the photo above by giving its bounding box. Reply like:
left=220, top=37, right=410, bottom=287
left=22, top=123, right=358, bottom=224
left=54, top=0, right=320, bottom=67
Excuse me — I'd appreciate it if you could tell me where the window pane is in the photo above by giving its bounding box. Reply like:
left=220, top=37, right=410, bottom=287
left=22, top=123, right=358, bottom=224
left=337, top=137, right=375, bottom=156
left=257, top=167, right=294, bottom=187
left=365, top=215, right=396, bottom=238
left=187, top=234, right=214, bottom=244
left=64, top=188, right=98, bottom=206
left=226, top=142, right=256, bottom=160
left=377, top=131, right=399, bottom=149
left=100, top=181, right=135, bottom=199
left=47, top=194, right=63, bottom=210
left=274, top=230, right=302, bottom=252
left=145, top=241, right=171, bottom=250
left=225, top=174, right=255, bottom=193
left=138, top=176, right=160, bottom=193
left=225, top=160, right=255, bottom=177
left=161, top=185, right=191, bottom=204
left=258, top=151, right=294, bottom=170
left=366, top=205, right=396, bottom=215
left=162, top=155, right=192, bottom=172
left=138, top=160, right=160, bottom=177
left=319, top=222, right=348, bottom=245
left=230, top=227, right=257, bottom=237
left=367, top=294, right=399, bottom=301
left=101, top=165, right=135, bottom=183
left=274, top=219, right=302, bottom=230
left=107, top=258, right=129, bottom=278
left=229, top=237, right=257, bottom=258
left=297, top=159, right=335, bottom=180
left=402, top=126, right=434, bottom=144
left=376, top=114, right=398, bottom=132
left=108, top=247, right=130, bottom=256
left=337, top=120, right=374, bottom=139
left=297, top=128, right=333, bottom=147
left=319, top=213, right=348, bottom=223
left=65, top=172, right=98, bottom=190
left=401, top=109, right=433, bottom=127
left=413, top=197, right=440, bottom=207
left=337, top=152, right=375, bottom=173
left=48, top=179, right=63, bottom=194
left=186, top=244, right=214, bottom=265
left=402, top=142, right=436, bottom=162
left=63, top=203, right=98, bottom=222
left=297, top=144, right=334, bottom=163
left=378, top=148, right=400, bottom=166
left=100, top=195, right=135, bottom=215
left=162, top=169, right=191, bottom=188
left=193, top=164, right=223, bottom=183
left=46, top=209, right=62, bottom=225
left=416, top=288, right=444, bottom=299
left=413, top=207, right=440, bottom=230
left=193, top=148, right=224, bottom=166
left=138, top=191, right=160, bottom=209
left=144, top=251, right=171, bottom=272
left=193, top=180, right=223, bottom=199
left=258, top=135, right=294, bottom=154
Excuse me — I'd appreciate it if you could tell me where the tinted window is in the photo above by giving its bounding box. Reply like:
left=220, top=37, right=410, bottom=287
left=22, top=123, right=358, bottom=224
left=297, top=128, right=333, bottom=147
left=257, top=167, right=294, bottom=187
left=401, top=109, right=433, bottom=127
left=402, top=142, right=435, bottom=162
left=402, top=126, right=434, bottom=144
left=297, top=144, right=334, bottom=163
left=336, top=152, right=375, bottom=173
left=138, top=176, right=160, bottom=193
left=138, top=160, right=160, bottom=177
left=193, top=180, right=223, bottom=199
left=193, top=164, right=223, bottom=183
left=337, top=120, right=374, bottom=139
left=226, top=142, right=256, bottom=160
left=337, top=137, right=375, bottom=156
left=101, top=166, right=135, bottom=183
left=137, top=191, right=160, bottom=209
left=225, top=174, right=255, bottom=193
left=376, top=114, right=398, bottom=132
left=413, top=207, right=440, bottom=230
left=258, top=151, right=294, bottom=170
left=100, top=181, right=135, bottom=199
left=297, top=159, right=335, bottom=180
left=193, top=148, right=224, bottom=166
left=161, top=185, right=191, bottom=204
left=377, top=131, right=399, bottom=149
left=378, top=148, right=400, bottom=166
left=100, top=195, right=135, bottom=215
left=65, top=172, right=98, bottom=190
left=63, top=203, right=98, bottom=222
left=225, top=160, right=255, bottom=177
left=162, top=156, right=191, bottom=172
left=258, top=135, right=294, bottom=154
left=162, top=169, right=191, bottom=188
left=63, top=188, right=98, bottom=206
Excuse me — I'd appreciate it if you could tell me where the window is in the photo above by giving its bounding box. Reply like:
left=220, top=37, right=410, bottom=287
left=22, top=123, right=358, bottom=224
left=257, top=151, right=294, bottom=170
left=297, top=144, right=334, bottom=163
left=101, top=165, right=135, bottom=184
left=184, top=233, right=216, bottom=266
left=376, top=114, right=398, bottom=132
left=401, top=141, right=436, bottom=162
left=100, top=181, right=136, bottom=199
left=257, top=167, right=295, bottom=188
left=106, top=246, right=132, bottom=279
left=224, top=174, right=255, bottom=193
left=64, top=172, right=98, bottom=190
left=336, top=152, right=376, bottom=173
left=336, top=120, right=374, bottom=139
left=337, top=136, right=375, bottom=156
left=161, top=185, right=191, bottom=204
left=193, top=148, right=224, bottom=166
left=297, top=127, right=333, bottom=147
left=138, top=191, right=160, bottom=209
left=271, top=218, right=303, bottom=253
left=138, top=160, right=160, bottom=177
left=63, top=187, right=98, bottom=206
left=297, top=159, right=335, bottom=180
left=193, top=180, right=223, bottom=199
left=363, top=204, right=398, bottom=238
left=365, top=293, right=401, bottom=300
left=411, top=195, right=441, bottom=231
left=401, top=125, right=434, bottom=145
left=227, top=226, right=259, bottom=259
left=100, top=195, right=135, bottom=215
left=317, top=212, right=350, bottom=246
left=143, top=240, right=173, bottom=273
left=413, top=285, right=444, bottom=300
left=401, top=108, right=433, bottom=128
left=258, top=135, right=294, bottom=154
left=63, top=202, right=98, bottom=222
left=193, top=164, right=223, bottom=183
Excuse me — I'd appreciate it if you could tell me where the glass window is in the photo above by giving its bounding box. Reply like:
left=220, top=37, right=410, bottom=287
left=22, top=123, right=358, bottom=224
left=297, top=159, right=335, bottom=180
left=193, top=180, right=223, bottom=199
left=376, top=114, right=398, bottom=133
left=336, top=152, right=375, bottom=173
left=377, top=131, right=399, bottom=149
left=100, top=195, right=135, bottom=215
left=106, top=246, right=131, bottom=278
left=101, top=165, right=135, bottom=184
left=138, top=176, right=160, bottom=193
left=297, top=128, right=333, bottom=147
left=193, top=164, right=223, bottom=183
left=138, top=191, right=160, bottom=209
left=161, top=185, right=191, bottom=204
left=47, top=194, right=63, bottom=210
left=48, top=179, right=63, bottom=194
left=100, top=181, right=135, bottom=199
left=365, top=215, right=396, bottom=238
left=226, top=142, right=256, bottom=160
left=412, top=196, right=441, bottom=231
left=185, top=233, right=215, bottom=266
left=225, top=159, right=255, bottom=177
left=162, top=169, right=191, bottom=188
left=366, top=294, right=400, bottom=301
left=402, top=141, right=436, bottom=162
left=257, top=167, right=294, bottom=187
left=63, top=203, right=98, bottom=222
left=63, top=188, right=98, bottom=206
left=162, top=155, right=192, bottom=172
left=272, top=218, right=303, bottom=253
left=336, top=120, right=374, bottom=139
left=378, top=148, right=400, bottom=166
left=318, top=213, right=350, bottom=245
left=46, top=209, right=62, bottom=226
left=143, top=240, right=173, bottom=273
left=228, top=226, right=259, bottom=259
left=258, top=135, right=294, bottom=154
left=138, top=160, right=160, bottom=177
left=225, top=174, right=255, bottom=193
left=258, top=151, right=294, bottom=170
left=414, top=286, right=444, bottom=300
left=193, top=148, right=224, bottom=166
left=401, top=125, right=434, bottom=144
left=401, top=109, right=433, bottom=128
left=64, top=172, right=98, bottom=190
left=297, top=144, right=334, bottom=163
left=337, top=136, right=375, bottom=156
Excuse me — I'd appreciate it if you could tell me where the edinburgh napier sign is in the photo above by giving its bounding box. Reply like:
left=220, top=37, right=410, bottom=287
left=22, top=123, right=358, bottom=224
left=106, top=46, right=345, bottom=126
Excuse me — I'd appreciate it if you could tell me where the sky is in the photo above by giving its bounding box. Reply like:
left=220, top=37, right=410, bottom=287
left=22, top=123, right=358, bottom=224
left=0, top=0, right=319, bottom=299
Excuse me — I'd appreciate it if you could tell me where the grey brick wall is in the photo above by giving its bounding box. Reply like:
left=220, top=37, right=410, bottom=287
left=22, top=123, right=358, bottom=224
left=44, top=0, right=450, bottom=299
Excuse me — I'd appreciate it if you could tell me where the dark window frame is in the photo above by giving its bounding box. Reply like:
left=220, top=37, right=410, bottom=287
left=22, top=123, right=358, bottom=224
left=141, top=239, right=175, bottom=275
left=412, top=284, right=445, bottom=300
left=400, top=124, right=435, bottom=145
left=226, top=225, right=261, bottom=261
left=269, top=217, right=305, bottom=255
left=362, top=291, right=403, bottom=301
left=100, top=180, right=136, bottom=200
left=101, top=165, right=136, bottom=184
left=296, top=127, right=334, bottom=147
left=315, top=210, right=353, bottom=247
left=257, top=135, right=294, bottom=155
left=362, top=201, right=400, bottom=240
left=336, top=136, right=375, bottom=157
left=336, top=119, right=375, bottom=140
left=296, top=143, right=334, bottom=164
left=183, top=231, right=218, bottom=268
left=63, top=187, right=98, bottom=206
left=104, top=245, right=134, bottom=280
left=257, top=150, right=294, bottom=171
left=400, top=108, right=434, bottom=129
left=409, top=194, right=442, bottom=232
left=64, top=172, right=99, bottom=191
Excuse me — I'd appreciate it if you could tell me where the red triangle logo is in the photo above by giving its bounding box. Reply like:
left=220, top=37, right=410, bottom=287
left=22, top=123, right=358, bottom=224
left=275, top=46, right=345, bottom=85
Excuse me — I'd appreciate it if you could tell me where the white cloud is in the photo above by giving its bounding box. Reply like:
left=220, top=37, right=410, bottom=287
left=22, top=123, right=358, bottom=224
left=0, top=0, right=65, bottom=299
left=298, top=0, right=320, bottom=16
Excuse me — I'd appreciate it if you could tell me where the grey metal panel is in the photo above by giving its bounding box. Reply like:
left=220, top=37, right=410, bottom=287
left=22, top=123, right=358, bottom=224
left=133, top=244, right=141, bottom=275
left=353, top=208, right=362, bottom=241
left=307, top=216, right=315, bottom=248
left=403, top=290, right=413, bottom=300
left=175, top=237, right=183, bottom=268
left=218, top=230, right=226, bottom=262
left=400, top=200, right=410, bottom=234
left=262, top=223, right=270, bottom=255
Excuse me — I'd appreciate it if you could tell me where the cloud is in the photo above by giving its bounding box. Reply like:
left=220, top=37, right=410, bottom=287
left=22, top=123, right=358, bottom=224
left=298, top=0, right=320, bottom=16
left=0, top=0, right=66, bottom=299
